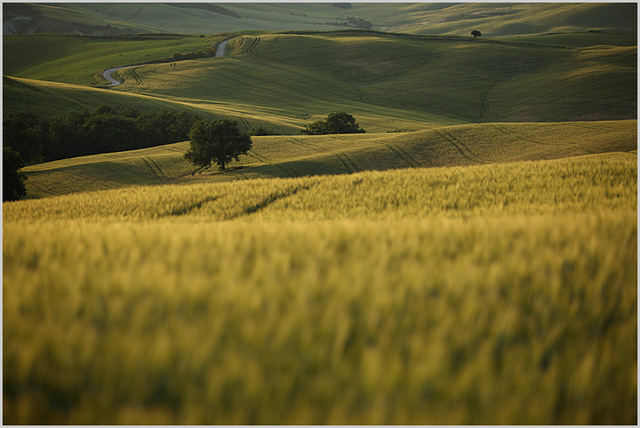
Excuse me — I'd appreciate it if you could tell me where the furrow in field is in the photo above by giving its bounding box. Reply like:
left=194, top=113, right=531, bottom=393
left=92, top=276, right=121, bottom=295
left=383, top=143, right=422, bottom=168
left=130, top=68, right=143, bottom=85
left=435, top=130, right=479, bottom=164
left=146, top=157, right=168, bottom=179
left=141, top=157, right=165, bottom=181
left=334, top=152, right=360, bottom=174
left=442, top=130, right=486, bottom=163
left=333, top=152, right=354, bottom=173
left=476, top=83, right=493, bottom=122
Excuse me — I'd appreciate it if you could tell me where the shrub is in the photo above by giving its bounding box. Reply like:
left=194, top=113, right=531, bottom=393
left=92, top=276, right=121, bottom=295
left=300, top=112, right=365, bottom=135
left=248, top=126, right=278, bottom=136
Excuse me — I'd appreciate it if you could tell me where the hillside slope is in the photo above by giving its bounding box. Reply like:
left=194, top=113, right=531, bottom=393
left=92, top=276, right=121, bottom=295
left=125, top=32, right=637, bottom=123
left=5, top=32, right=636, bottom=128
left=21, top=120, right=637, bottom=199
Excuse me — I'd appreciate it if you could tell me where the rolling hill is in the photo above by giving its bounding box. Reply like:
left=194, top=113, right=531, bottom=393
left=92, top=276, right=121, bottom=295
left=21, top=120, right=637, bottom=199
left=4, top=31, right=637, bottom=130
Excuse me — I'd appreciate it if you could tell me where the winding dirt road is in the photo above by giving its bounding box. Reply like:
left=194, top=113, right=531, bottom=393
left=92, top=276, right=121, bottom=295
left=102, top=65, right=134, bottom=86
left=215, top=39, right=229, bottom=57
left=102, top=39, right=229, bottom=87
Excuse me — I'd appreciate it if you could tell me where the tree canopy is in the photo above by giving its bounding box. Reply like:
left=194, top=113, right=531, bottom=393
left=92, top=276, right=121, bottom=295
left=184, top=119, right=253, bottom=171
left=3, top=147, right=27, bottom=201
left=300, top=112, right=366, bottom=135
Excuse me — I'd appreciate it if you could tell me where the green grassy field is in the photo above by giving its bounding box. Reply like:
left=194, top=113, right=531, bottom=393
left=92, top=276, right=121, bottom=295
left=3, top=151, right=637, bottom=424
left=4, top=31, right=637, bottom=128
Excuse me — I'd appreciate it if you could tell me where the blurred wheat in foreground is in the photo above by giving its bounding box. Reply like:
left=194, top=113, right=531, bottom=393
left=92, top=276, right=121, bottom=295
left=3, top=152, right=637, bottom=424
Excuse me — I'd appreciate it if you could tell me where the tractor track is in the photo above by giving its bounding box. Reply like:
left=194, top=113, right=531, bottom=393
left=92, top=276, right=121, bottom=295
left=247, top=151, right=299, bottom=177
left=244, top=36, right=261, bottom=54
left=144, top=156, right=168, bottom=180
left=476, top=83, right=493, bottom=123
left=129, top=68, right=143, bottom=85
left=141, top=157, right=165, bottom=181
left=383, top=143, right=422, bottom=168
left=288, top=138, right=362, bottom=174
left=334, top=152, right=360, bottom=174
left=436, top=130, right=485, bottom=164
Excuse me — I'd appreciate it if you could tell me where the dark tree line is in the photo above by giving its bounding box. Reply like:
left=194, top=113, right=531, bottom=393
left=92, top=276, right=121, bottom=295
left=3, top=106, right=201, bottom=164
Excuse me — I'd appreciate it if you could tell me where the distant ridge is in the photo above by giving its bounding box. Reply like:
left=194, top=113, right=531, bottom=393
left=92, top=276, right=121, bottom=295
left=4, top=3, right=636, bottom=36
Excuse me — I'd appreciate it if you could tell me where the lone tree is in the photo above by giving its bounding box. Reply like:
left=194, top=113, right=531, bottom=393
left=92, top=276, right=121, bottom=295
left=3, top=147, right=27, bottom=201
left=301, top=112, right=366, bottom=135
left=184, top=119, right=252, bottom=171
left=471, top=30, right=482, bottom=38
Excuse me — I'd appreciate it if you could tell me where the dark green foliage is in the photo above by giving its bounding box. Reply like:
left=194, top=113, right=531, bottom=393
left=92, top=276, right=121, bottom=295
left=3, top=147, right=27, bottom=201
left=300, top=112, right=366, bottom=135
left=3, top=111, right=45, bottom=163
left=248, top=126, right=278, bottom=136
left=45, top=110, right=91, bottom=161
left=184, top=119, right=252, bottom=171
left=135, top=110, right=200, bottom=147
left=3, top=107, right=201, bottom=163
left=471, top=30, right=482, bottom=38
left=82, top=114, right=142, bottom=153
left=300, top=119, right=329, bottom=135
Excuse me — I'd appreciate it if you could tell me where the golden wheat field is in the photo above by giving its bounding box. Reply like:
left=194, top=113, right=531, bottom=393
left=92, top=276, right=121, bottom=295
left=3, top=151, right=637, bottom=424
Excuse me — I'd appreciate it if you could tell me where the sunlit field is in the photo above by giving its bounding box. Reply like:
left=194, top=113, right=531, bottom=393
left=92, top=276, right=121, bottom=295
left=3, top=152, right=637, bottom=424
left=21, top=120, right=637, bottom=199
